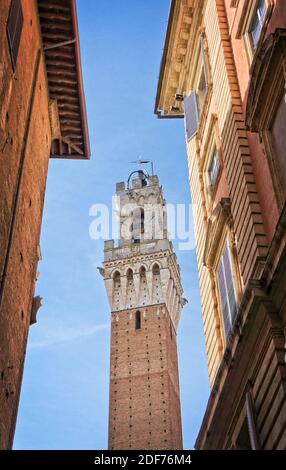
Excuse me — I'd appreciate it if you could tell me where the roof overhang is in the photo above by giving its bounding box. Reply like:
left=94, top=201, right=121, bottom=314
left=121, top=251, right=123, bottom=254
left=37, top=0, right=90, bottom=160
left=154, top=0, right=196, bottom=119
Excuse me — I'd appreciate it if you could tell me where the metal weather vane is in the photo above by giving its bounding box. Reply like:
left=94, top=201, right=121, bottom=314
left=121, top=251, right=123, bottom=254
left=131, top=157, right=154, bottom=176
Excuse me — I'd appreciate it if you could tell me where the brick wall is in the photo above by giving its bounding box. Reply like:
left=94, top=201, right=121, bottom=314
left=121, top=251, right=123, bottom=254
left=108, top=304, right=183, bottom=450
left=0, top=0, right=52, bottom=449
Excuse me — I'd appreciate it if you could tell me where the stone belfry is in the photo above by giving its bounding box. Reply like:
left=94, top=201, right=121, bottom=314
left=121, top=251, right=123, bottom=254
left=102, top=170, right=186, bottom=450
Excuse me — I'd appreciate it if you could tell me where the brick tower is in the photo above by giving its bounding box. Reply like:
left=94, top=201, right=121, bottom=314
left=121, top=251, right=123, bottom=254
left=102, top=170, right=186, bottom=450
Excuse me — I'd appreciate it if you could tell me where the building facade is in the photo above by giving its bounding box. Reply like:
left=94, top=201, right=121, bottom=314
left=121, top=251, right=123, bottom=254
left=155, top=0, right=286, bottom=450
left=0, top=0, right=90, bottom=449
left=102, top=171, right=186, bottom=450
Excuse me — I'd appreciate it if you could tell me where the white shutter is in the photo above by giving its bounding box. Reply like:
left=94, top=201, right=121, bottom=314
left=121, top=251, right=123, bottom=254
left=184, top=92, right=199, bottom=141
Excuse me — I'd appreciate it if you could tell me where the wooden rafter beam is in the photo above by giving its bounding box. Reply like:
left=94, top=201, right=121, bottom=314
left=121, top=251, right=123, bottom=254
left=37, top=0, right=90, bottom=160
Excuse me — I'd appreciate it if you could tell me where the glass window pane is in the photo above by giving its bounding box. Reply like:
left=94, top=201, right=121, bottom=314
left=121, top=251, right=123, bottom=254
left=223, top=245, right=237, bottom=324
left=210, top=147, right=220, bottom=187
left=250, top=0, right=267, bottom=49
left=217, top=259, right=231, bottom=338
left=217, top=243, right=237, bottom=340
left=198, top=68, right=207, bottom=113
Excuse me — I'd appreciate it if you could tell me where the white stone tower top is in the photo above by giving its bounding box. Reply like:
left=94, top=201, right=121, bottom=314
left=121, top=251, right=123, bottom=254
left=102, top=171, right=186, bottom=331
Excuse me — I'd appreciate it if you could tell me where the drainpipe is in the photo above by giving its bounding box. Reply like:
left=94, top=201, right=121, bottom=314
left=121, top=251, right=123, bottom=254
left=246, top=391, right=261, bottom=450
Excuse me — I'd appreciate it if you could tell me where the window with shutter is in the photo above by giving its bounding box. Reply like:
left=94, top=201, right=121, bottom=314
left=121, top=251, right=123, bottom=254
left=184, top=92, right=199, bottom=141
left=7, top=0, right=23, bottom=71
left=184, top=36, right=210, bottom=142
left=216, top=241, right=237, bottom=340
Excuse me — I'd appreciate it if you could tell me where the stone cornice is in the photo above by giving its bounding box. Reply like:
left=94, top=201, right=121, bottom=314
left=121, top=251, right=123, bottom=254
left=103, top=248, right=170, bottom=269
left=155, top=0, right=203, bottom=118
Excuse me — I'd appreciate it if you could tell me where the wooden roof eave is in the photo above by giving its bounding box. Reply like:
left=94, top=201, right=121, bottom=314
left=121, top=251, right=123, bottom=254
left=37, top=0, right=91, bottom=160
left=70, top=0, right=90, bottom=160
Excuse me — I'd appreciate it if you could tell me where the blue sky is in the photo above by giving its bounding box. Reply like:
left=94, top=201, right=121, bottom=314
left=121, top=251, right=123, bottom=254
left=14, top=0, right=210, bottom=450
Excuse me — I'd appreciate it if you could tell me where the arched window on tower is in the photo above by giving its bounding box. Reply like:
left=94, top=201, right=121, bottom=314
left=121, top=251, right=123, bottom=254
left=152, top=263, right=160, bottom=276
left=113, top=271, right=121, bottom=288
left=130, top=211, right=134, bottom=240
left=140, top=266, right=146, bottom=277
left=127, top=268, right=133, bottom=282
left=135, top=310, right=141, bottom=330
left=113, top=271, right=121, bottom=310
left=139, top=266, right=148, bottom=305
left=140, top=208, right=145, bottom=234
left=152, top=263, right=161, bottom=303
left=132, top=208, right=145, bottom=243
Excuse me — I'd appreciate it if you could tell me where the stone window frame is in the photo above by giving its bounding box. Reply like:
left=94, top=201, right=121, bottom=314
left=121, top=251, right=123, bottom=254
left=246, top=29, right=286, bottom=210
left=230, top=0, right=239, bottom=8
left=201, top=115, right=223, bottom=214
left=261, top=74, right=286, bottom=209
left=236, top=0, right=274, bottom=68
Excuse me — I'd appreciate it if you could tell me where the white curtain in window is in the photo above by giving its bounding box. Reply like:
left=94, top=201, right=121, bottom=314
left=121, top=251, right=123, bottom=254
left=217, top=241, right=237, bottom=339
